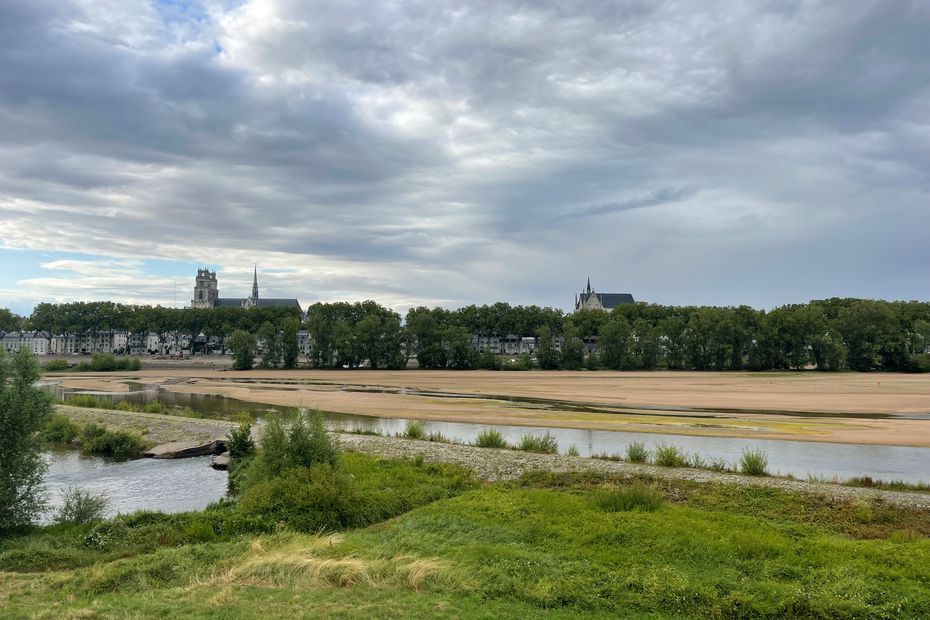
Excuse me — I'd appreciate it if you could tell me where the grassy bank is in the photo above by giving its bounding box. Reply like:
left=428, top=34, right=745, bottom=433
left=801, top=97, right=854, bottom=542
left=2, top=459, right=929, bottom=617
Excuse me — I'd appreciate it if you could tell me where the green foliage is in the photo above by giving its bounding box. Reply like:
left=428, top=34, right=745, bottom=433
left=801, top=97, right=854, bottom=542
left=565, top=444, right=580, bottom=457
left=226, top=329, right=257, bottom=370
left=584, top=353, right=601, bottom=370
left=281, top=317, right=300, bottom=369
left=0, top=349, right=54, bottom=531
left=474, top=428, right=508, bottom=449
left=249, top=410, right=338, bottom=482
left=560, top=326, right=585, bottom=370
left=517, top=432, right=559, bottom=454
left=594, top=483, right=664, bottom=512
left=42, top=359, right=70, bottom=371
left=257, top=321, right=282, bottom=368
left=739, top=448, right=769, bottom=476
left=55, top=488, right=108, bottom=525
left=624, top=441, right=649, bottom=463
left=653, top=443, right=689, bottom=467
left=477, top=350, right=502, bottom=370
left=535, top=325, right=560, bottom=369
left=79, top=424, right=147, bottom=460
left=73, top=353, right=142, bottom=372
left=226, top=422, right=255, bottom=459
left=402, top=420, right=426, bottom=440
left=42, top=413, right=82, bottom=443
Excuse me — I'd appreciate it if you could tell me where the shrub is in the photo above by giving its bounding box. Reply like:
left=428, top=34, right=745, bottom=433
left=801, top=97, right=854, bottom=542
left=739, top=449, right=769, bottom=476
left=403, top=420, right=426, bottom=440
left=426, top=431, right=448, bottom=443
left=143, top=402, right=167, bottom=414
left=79, top=425, right=147, bottom=460
left=474, top=428, right=508, bottom=449
left=518, top=432, right=559, bottom=454
left=592, top=452, right=622, bottom=462
left=595, top=484, right=664, bottom=512
left=227, top=422, right=255, bottom=459
left=654, top=444, right=688, bottom=467
left=246, top=410, right=338, bottom=484
left=477, top=350, right=502, bottom=370
left=625, top=442, right=649, bottom=463
left=566, top=444, right=580, bottom=457
left=42, top=359, right=69, bottom=371
left=55, top=488, right=108, bottom=525
left=42, top=414, right=82, bottom=444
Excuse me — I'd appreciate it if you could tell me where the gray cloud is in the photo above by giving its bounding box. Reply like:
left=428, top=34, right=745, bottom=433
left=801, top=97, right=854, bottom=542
left=1, top=0, right=929, bottom=313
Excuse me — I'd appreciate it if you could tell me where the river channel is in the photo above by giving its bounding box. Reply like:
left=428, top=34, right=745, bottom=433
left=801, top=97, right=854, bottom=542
left=41, top=449, right=228, bottom=524
left=47, top=382, right=930, bottom=484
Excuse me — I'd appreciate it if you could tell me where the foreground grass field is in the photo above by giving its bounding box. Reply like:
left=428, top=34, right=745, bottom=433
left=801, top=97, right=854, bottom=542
left=3, top=459, right=929, bottom=619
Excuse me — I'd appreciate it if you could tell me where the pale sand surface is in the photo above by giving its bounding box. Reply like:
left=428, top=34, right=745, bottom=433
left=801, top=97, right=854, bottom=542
left=48, top=370, right=930, bottom=447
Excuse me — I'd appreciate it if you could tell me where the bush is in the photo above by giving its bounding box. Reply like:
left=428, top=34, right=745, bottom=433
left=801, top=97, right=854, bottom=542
left=625, top=442, right=649, bottom=463
left=566, top=444, right=580, bottom=457
left=55, top=488, right=108, bottom=525
left=79, top=424, right=147, bottom=460
left=246, top=410, right=338, bottom=484
left=42, top=359, right=69, bottom=371
left=518, top=432, right=559, bottom=454
left=477, top=350, right=502, bottom=370
left=654, top=444, right=689, bottom=467
left=42, top=414, right=82, bottom=444
left=474, top=428, right=508, bottom=449
left=0, top=349, right=54, bottom=530
left=425, top=431, right=448, bottom=443
left=227, top=422, right=255, bottom=459
left=595, top=484, right=664, bottom=512
left=403, top=420, right=426, bottom=440
left=739, top=449, right=769, bottom=476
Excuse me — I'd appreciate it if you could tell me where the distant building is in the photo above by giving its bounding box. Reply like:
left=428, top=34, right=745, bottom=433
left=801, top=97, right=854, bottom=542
left=1, top=331, right=49, bottom=355
left=192, top=266, right=302, bottom=312
left=574, top=278, right=634, bottom=312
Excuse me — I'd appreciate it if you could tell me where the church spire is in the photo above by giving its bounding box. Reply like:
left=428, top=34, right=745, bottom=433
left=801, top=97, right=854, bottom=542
left=586, top=277, right=591, bottom=294
left=251, top=264, right=259, bottom=300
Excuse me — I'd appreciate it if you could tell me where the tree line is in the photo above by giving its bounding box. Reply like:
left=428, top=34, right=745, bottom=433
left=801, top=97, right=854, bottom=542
left=5, top=297, right=930, bottom=372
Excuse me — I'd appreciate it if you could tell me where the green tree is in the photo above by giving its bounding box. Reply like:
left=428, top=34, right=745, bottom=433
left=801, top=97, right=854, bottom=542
left=536, top=325, right=561, bottom=370
left=257, top=322, right=282, bottom=368
left=1, top=349, right=54, bottom=530
left=282, top=317, right=300, bottom=369
left=560, top=325, right=585, bottom=370
left=227, top=330, right=257, bottom=371
left=600, top=316, right=633, bottom=370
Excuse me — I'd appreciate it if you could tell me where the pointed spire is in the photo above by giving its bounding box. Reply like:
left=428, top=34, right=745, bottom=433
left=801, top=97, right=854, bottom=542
left=251, top=264, right=259, bottom=300
left=586, top=277, right=591, bottom=294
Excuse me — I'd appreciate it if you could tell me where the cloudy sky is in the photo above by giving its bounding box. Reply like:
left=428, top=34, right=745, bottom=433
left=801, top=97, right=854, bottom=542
left=2, top=0, right=929, bottom=316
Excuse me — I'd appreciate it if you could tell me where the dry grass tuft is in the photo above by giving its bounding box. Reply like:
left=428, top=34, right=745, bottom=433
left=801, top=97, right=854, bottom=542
left=208, top=533, right=447, bottom=592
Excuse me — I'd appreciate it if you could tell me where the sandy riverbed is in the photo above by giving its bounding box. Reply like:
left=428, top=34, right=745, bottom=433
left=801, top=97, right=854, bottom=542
left=48, top=369, right=930, bottom=447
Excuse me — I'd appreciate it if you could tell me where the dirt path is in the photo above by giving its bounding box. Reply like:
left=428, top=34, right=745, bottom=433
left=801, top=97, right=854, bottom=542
left=57, top=406, right=930, bottom=510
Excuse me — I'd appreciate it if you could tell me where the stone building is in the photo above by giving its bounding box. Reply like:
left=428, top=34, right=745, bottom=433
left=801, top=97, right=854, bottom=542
left=192, top=266, right=302, bottom=312
left=575, top=278, right=635, bottom=312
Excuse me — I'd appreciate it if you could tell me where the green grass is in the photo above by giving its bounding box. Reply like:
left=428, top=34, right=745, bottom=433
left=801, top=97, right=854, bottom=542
left=653, top=443, right=689, bottom=467
left=517, top=432, right=559, bottom=454
left=593, top=483, right=664, bottom=512
left=474, top=428, right=508, bottom=449
left=402, top=420, right=426, bottom=440
left=739, top=448, right=770, bottom=476
left=3, top=463, right=930, bottom=618
left=624, top=441, right=649, bottom=463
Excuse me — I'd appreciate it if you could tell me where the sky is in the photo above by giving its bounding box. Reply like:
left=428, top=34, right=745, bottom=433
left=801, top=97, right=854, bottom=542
left=1, top=0, right=929, bottom=317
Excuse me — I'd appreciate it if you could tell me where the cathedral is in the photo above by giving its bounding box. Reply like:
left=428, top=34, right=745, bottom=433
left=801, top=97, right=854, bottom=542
left=191, top=267, right=302, bottom=311
left=575, top=278, right=635, bottom=311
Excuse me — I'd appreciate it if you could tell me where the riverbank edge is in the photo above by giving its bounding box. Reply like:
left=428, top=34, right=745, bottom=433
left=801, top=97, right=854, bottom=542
left=56, top=404, right=930, bottom=509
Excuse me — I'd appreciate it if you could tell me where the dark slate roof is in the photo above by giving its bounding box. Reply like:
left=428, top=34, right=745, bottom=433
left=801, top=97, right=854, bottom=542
left=579, top=292, right=635, bottom=309
left=255, top=298, right=302, bottom=310
left=596, top=293, right=635, bottom=308
left=214, top=298, right=302, bottom=310
left=215, top=298, right=247, bottom=307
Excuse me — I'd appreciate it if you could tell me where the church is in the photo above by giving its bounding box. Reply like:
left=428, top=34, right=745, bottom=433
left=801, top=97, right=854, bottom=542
left=191, top=267, right=302, bottom=312
left=575, top=278, right=635, bottom=311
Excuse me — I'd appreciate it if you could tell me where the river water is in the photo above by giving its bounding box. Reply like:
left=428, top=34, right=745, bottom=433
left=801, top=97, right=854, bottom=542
left=40, top=449, right=228, bottom=524
left=46, top=382, right=930, bottom=485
